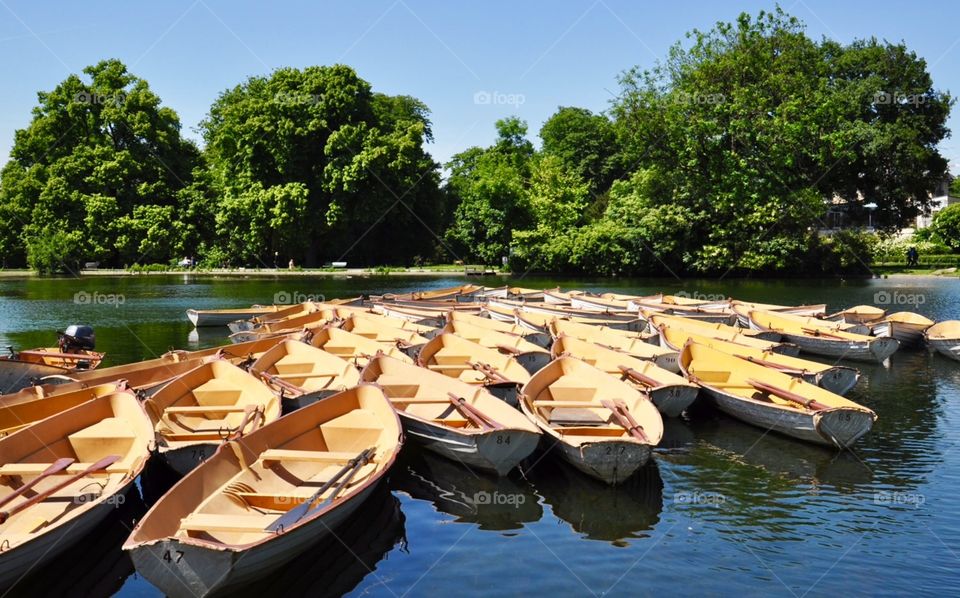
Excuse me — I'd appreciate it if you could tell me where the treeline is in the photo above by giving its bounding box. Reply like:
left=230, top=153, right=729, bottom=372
left=0, top=8, right=952, bottom=275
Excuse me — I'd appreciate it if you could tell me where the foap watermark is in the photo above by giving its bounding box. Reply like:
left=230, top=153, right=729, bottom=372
left=471, top=490, right=526, bottom=507
left=874, top=491, right=925, bottom=508
left=874, top=91, right=927, bottom=107
left=670, top=91, right=726, bottom=106
left=273, top=92, right=322, bottom=106
left=874, top=290, right=926, bottom=307
left=674, top=491, right=726, bottom=506
left=674, top=290, right=727, bottom=302
left=273, top=291, right=325, bottom=305
left=74, top=290, right=125, bottom=307
left=473, top=90, right=526, bottom=107
left=74, top=91, right=127, bottom=106
left=73, top=490, right=125, bottom=507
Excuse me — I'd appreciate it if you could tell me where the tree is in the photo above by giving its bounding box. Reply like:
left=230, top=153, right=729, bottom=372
left=539, top=107, right=623, bottom=194
left=201, top=65, right=441, bottom=266
left=931, top=203, right=960, bottom=252
left=0, top=59, right=201, bottom=271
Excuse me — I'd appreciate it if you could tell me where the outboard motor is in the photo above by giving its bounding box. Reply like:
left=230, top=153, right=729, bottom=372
left=58, top=325, right=96, bottom=352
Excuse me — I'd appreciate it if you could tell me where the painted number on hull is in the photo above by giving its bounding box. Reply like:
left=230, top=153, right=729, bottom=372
left=839, top=413, right=852, bottom=422
left=496, top=435, right=510, bottom=445
left=163, top=550, right=185, bottom=564
left=605, top=446, right=626, bottom=456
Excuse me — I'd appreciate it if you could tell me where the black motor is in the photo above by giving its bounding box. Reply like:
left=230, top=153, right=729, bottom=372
left=58, top=325, right=96, bottom=352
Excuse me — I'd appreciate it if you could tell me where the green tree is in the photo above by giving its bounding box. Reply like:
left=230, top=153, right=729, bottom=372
left=931, top=203, right=960, bottom=252
left=539, top=107, right=623, bottom=194
left=0, top=59, right=201, bottom=272
left=202, top=65, right=441, bottom=266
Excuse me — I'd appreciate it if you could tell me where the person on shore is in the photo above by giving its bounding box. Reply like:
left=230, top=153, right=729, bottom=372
left=288, top=258, right=295, bottom=270
left=906, top=246, right=919, bottom=267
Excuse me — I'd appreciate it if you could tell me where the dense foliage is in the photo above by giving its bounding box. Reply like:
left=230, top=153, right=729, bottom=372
left=0, top=9, right=953, bottom=275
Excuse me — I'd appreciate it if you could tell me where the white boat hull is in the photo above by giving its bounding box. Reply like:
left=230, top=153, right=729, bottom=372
left=928, top=338, right=960, bottom=361
left=699, top=386, right=875, bottom=448
left=187, top=309, right=273, bottom=328
left=555, top=439, right=652, bottom=484
left=128, top=480, right=381, bottom=598
left=872, top=321, right=928, bottom=348
left=780, top=333, right=899, bottom=363
left=648, top=385, right=700, bottom=418
left=401, top=415, right=539, bottom=475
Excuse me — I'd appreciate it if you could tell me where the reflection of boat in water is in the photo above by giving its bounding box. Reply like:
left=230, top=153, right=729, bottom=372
left=12, top=487, right=146, bottom=596
left=233, top=485, right=406, bottom=598
left=677, top=412, right=874, bottom=492
left=526, top=456, right=663, bottom=545
left=390, top=448, right=542, bottom=531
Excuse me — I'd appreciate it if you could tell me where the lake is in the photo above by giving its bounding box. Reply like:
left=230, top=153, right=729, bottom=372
left=1, top=274, right=958, bottom=596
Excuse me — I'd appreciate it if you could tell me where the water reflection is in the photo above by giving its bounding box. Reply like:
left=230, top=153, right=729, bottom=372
left=525, top=457, right=663, bottom=545
left=11, top=486, right=147, bottom=596
left=390, top=448, right=542, bottom=531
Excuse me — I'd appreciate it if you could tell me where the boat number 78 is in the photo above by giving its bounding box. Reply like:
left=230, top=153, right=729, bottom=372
left=163, top=550, right=185, bottom=564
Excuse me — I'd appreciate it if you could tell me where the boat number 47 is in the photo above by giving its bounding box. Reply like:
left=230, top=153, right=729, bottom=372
left=163, top=549, right=185, bottom=564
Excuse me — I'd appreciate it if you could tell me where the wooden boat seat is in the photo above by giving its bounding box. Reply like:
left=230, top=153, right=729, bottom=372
left=180, top=513, right=273, bottom=533
left=320, top=409, right=382, bottom=448
left=555, top=426, right=625, bottom=437
left=0, top=462, right=126, bottom=476
left=548, top=378, right=597, bottom=402
left=688, top=370, right=731, bottom=383
left=67, top=417, right=135, bottom=463
left=165, top=405, right=248, bottom=415
left=532, top=400, right=603, bottom=409
left=260, top=449, right=377, bottom=465
left=547, top=409, right=606, bottom=425
left=192, top=379, right=244, bottom=406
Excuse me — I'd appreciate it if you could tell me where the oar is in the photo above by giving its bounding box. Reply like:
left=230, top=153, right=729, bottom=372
left=600, top=399, right=649, bottom=442
left=266, top=447, right=375, bottom=533
left=0, top=458, right=75, bottom=509
left=257, top=371, right=306, bottom=396
left=801, top=327, right=849, bottom=340
left=446, top=393, right=504, bottom=430
left=742, top=355, right=806, bottom=374
left=495, top=344, right=521, bottom=356
left=746, top=378, right=831, bottom=411
left=0, top=455, right=119, bottom=524
left=618, top=365, right=662, bottom=388
left=468, top=361, right=511, bottom=384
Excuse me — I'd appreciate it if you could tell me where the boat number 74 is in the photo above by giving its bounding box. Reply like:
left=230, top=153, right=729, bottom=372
left=163, top=549, right=185, bottom=564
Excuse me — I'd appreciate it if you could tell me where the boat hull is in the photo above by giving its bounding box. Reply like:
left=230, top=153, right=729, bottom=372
left=781, top=333, right=898, bottom=363
left=928, top=338, right=960, bottom=361
left=188, top=309, right=274, bottom=328
left=159, top=443, right=219, bottom=476
left=699, top=386, right=874, bottom=447
left=0, top=484, right=134, bottom=588
left=871, top=322, right=927, bottom=348
left=648, top=385, right=699, bottom=418
left=400, top=414, right=539, bottom=476
left=128, top=480, right=381, bottom=598
left=555, top=439, right=651, bottom=484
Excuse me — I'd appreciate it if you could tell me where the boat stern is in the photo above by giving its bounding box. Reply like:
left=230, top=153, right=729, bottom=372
left=814, top=408, right=876, bottom=448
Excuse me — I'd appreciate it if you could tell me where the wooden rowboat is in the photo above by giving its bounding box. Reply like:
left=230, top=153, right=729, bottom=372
left=925, top=320, right=960, bottom=361
left=520, top=357, right=663, bottom=484
left=508, top=287, right=554, bottom=301
left=383, top=284, right=485, bottom=302
left=250, top=340, right=360, bottom=413
left=735, top=305, right=872, bottom=336
left=228, top=302, right=320, bottom=333
left=659, top=326, right=860, bottom=396
left=0, top=381, right=126, bottom=437
left=680, top=342, right=876, bottom=447
left=509, top=305, right=646, bottom=334
left=870, top=311, right=935, bottom=348
left=730, top=300, right=827, bottom=327
left=187, top=305, right=282, bottom=328
left=824, top=305, right=886, bottom=325
left=143, top=360, right=281, bottom=474
left=417, top=333, right=531, bottom=387
left=647, top=313, right=800, bottom=356
left=0, top=346, right=104, bottom=395
left=228, top=309, right=338, bottom=343
left=446, top=310, right=552, bottom=349
left=124, top=385, right=402, bottom=598
left=442, top=319, right=551, bottom=374
left=748, top=310, right=899, bottom=363
left=548, top=318, right=679, bottom=372
left=306, top=327, right=413, bottom=368
left=490, top=298, right=644, bottom=329
left=338, top=314, right=432, bottom=347
left=551, top=335, right=698, bottom=417
left=361, top=356, right=540, bottom=475
left=0, top=391, right=152, bottom=587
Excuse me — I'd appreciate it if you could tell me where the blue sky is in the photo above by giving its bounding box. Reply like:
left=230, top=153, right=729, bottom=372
left=1, top=0, right=958, bottom=173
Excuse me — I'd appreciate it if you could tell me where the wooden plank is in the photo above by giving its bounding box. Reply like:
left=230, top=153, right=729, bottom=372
left=260, top=449, right=372, bottom=464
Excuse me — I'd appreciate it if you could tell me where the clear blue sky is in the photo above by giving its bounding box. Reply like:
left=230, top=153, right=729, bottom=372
left=1, top=0, right=958, bottom=173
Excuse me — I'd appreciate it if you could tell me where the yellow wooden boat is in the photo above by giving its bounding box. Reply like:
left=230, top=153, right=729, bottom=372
left=228, top=309, right=340, bottom=343
left=249, top=340, right=360, bottom=413
left=520, top=357, right=663, bottom=484
left=187, top=305, right=282, bottom=328
left=0, top=381, right=126, bottom=438
left=747, top=309, right=899, bottom=363
left=659, top=326, right=860, bottom=395
left=305, top=327, right=413, bottom=367
left=446, top=310, right=552, bottom=349
left=442, top=318, right=551, bottom=373
left=680, top=342, right=876, bottom=447
left=730, top=300, right=827, bottom=326
left=383, top=283, right=485, bottom=302
left=0, top=391, right=152, bottom=587
left=735, top=305, right=871, bottom=335
left=417, top=333, right=531, bottom=386
left=647, top=313, right=800, bottom=356
left=870, top=311, right=935, bottom=348
left=361, top=356, right=540, bottom=475
left=551, top=335, right=698, bottom=417
left=143, top=360, right=281, bottom=474
left=824, top=304, right=886, bottom=325
left=124, top=384, right=402, bottom=597
left=338, top=313, right=431, bottom=347
left=925, top=320, right=960, bottom=361
left=548, top=318, right=679, bottom=372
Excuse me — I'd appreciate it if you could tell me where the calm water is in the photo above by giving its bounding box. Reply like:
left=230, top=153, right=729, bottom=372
left=1, top=274, right=958, bottom=597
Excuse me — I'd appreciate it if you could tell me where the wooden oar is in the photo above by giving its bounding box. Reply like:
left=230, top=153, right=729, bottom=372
left=600, top=399, right=649, bottom=442
left=16, top=350, right=100, bottom=362
left=618, top=365, right=661, bottom=388
left=257, top=371, right=305, bottom=396
left=495, top=344, right=521, bottom=355
left=468, top=361, right=511, bottom=384
left=801, top=327, right=849, bottom=340
left=266, top=447, right=375, bottom=533
left=746, top=378, right=830, bottom=411
left=0, top=458, right=75, bottom=510
left=446, top=393, right=504, bottom=430
left=0, top=455, right=120, bottom=524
